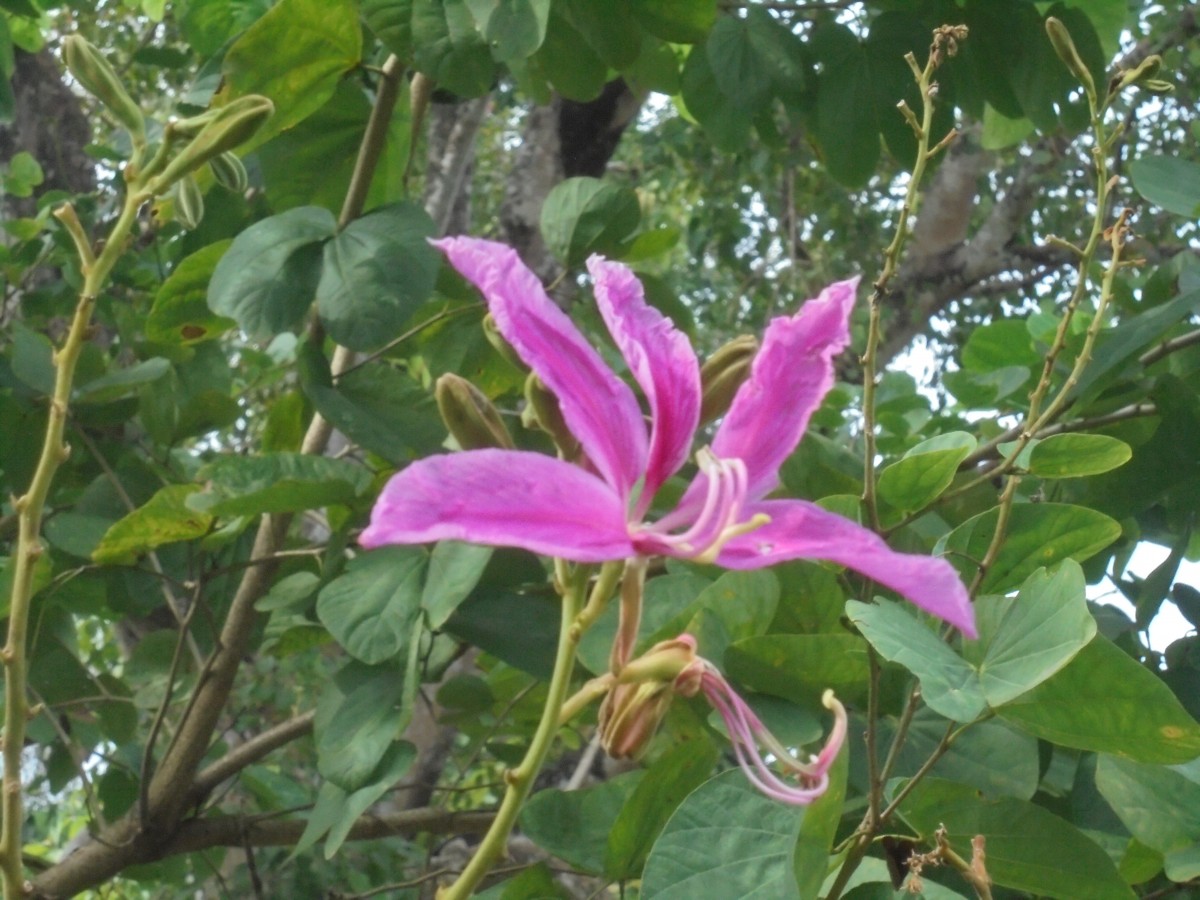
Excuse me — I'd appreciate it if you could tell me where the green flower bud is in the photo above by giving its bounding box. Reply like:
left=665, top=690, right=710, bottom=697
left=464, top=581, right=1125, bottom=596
left=598, top=681, right=674, bottom=760
left=63, top=35, right=145, bottom=141
left=1045, top=17, right=1096, bottom=101
left=209, top=151, right=249, bottom=194
left=483, top=313, right=526, bottom=371
left=436, top=374, right=514, bottom=450
left=522, top=373, right=580, bottom=459
left=151, top=95, right=273, bottom=191
left=699, top=334, right=758, bottom=425
left=174, top=172, right=204, bottom=230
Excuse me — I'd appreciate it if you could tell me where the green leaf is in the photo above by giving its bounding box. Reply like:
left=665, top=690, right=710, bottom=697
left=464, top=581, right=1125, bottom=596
left=999, top=636, right=1200, bottom=763
left=605, top=739, right=720, bottom=879
left=446, top=589, right=560, bottom=678
left=1027, top=433, right=1132, bottom=478
left=540, top=177, right=641, bottom=267
left=981, top=103, right=1035, bottom=150
left=725, top=634, right=871, bottom=708
left=793, top=743, right=847, bottom=898
left=316, top=548, right=428, bottom=665
left=641, top=769, right=801, bottom=899
left=2, top=150, right=42, bottom=197
left=208, top=206, right=336, bottom=339
left=255, top=571, right=320, bottom=613
left=521, top=772, right=645, bottom=875
left=878, top=431, right=975, bottom=512
left=361, top=0, right=414, bottom=59
left=422, top=541, right=493, bottom=629
left=562, top=0, right=641, bottom=69
left=895, top=778, right=1135, bottom=899
left=11, top=322, right=55, bottom=395
left=189, top=452, right=372, bottom=516
left=631, top=0, right=714, bottom=44
left=679, top=41, right=753, bottom=152
left=939, top=502, right=1121, bottom=594
left=705, top=14, right=773, bottom=109
left=315, top=202, right=438, bottom=351
left=847, top=598, right=985, bottom=723
left=1129, top=156, right=1200, bottom=218
left=475, top=863, right=572, bottom=900
left=93, top=485, right=214, bottom=565
left=962, top=319, right=1043, bottom=372
left=413, top=0, right=498, bottom=97
left=300, top=352, right=445, bottom=463
left=812, top=22, right=878, bottom=188
left=259, top=78, right=412, bottom=214
left=530, top=9, right=607, bottom=101
left=967, top=561, right=1096, bottom=707
left=470, top=0, right=550, bottom=61
left=314, top=660, right=406, bottom=791
left=1071, top=288, right=1200, bottom=404
left=146, top=241, right=237, bottom=345
left=74, top=358, right=170, bottom=405
left=217, top=0, right=362, bottom=149
left=1096, top=755, right=1200, bottom=882
left=323, top=741, right=416, bottom=857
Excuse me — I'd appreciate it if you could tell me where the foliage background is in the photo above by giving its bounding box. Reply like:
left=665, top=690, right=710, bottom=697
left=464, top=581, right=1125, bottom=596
left=1, top=0, right=1199, bottom=897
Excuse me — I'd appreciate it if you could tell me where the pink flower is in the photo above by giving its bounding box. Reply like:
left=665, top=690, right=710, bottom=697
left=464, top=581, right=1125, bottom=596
left=361, top=237, right=975, bottom=637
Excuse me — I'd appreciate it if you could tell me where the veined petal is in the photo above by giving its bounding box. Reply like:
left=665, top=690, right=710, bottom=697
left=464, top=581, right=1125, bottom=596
left=713, top=277, right=858, bottom=500
left=716, top=499, right=976, bottom=637
left=361, top=449, right=635, bottom=562
left=588, top=256, right=701, bottom=512
left=434, top=237, right=647, bottom=499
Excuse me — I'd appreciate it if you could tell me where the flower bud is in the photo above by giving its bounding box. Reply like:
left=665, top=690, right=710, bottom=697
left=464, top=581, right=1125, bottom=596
left=598, top=681, right=675, bottom=760
left=436, top=374, right=514, bottom=450
left=174, top=172, right=204, bottom=230
left=63, top=35, right=145, bottom=141
left=699, top=334, right=758, bottom=425
left=522, top=373, right=580, bottom=458
left=1045, top=17, right=1096, bottom=101
left=151, top=95, right=274, bottom=190
left=483, top=313, right=526, bottom=371
left=209, top=151, right=249, bottom=194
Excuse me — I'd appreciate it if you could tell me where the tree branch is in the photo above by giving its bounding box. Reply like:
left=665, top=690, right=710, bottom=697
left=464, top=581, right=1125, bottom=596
left=190, top=712, right=316, bottom=804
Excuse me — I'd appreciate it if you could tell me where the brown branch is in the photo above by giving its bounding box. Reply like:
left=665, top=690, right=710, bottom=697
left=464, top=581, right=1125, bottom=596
left=189, top=711, right=316, bottom=803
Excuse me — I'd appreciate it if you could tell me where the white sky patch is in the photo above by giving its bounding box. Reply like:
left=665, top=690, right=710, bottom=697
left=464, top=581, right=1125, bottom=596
left=1096, top=544, right=1197, bottom=653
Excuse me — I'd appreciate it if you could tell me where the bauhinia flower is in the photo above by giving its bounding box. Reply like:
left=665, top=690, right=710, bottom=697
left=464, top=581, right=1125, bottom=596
left=361, top=237, right=975, bottom=637
left=602, top=634, right=846, bottom=805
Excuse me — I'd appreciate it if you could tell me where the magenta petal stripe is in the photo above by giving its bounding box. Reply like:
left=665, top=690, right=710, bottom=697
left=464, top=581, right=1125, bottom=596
left=434, top=237, right=648, bottom=501
left=588, top=256, right=701, bottom=512
left=714, top=277, right=859, bottom=501
left=717, top=499, right=977, bottom=637
left=361, top=449, right=635, bottom=562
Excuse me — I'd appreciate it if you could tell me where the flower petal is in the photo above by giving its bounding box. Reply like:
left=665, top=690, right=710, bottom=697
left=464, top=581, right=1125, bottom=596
left=588, top=256, right=701, bottom=512
left=716, top=499, right=976, bottom=636
left=361, top=449, right=635, bottom=562
left=434, top=237, right=647, bottom=499
left=713, top=278, right=858, bottom=500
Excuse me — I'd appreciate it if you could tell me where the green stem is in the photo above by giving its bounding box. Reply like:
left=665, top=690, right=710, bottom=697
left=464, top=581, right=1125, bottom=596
left=437, top=567, right=589, bottom=899
left=1, top=190, right=146, bottom=898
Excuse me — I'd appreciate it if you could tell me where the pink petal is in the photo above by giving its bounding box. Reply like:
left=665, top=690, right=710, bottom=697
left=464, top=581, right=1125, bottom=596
left=713, top=278, right=859, bottom=500
left=361, top=449, right=635, bottom=562
left=434, top=237, right=647, bottom=500
left=716, top=499, right=976, bottom=637
left=588, top=256, right=701, bottom=513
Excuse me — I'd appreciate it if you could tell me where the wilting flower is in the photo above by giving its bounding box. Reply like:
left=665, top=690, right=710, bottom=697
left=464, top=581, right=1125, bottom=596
left=361, top=237, right=975, bottom=636
left=602, top=634, right=846, bottom=805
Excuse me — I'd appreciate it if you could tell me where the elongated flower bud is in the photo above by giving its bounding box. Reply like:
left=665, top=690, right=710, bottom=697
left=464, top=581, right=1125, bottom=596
left=151, top=96, right=273, bottom=190
left=63, top=35, right=145, bottom=141
left=699, top=334, right=758, bottom=424
left=174, top=172, right=204, bottom=230
left=483, top=313, right=526, bottom=371
left=436, top=374, right=514, bottom=450
left=1045, top=17, right=1095, bottom=101
left=209, top=151, right=249, bottom=193
left=522, top=373, right=580, bottom=458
